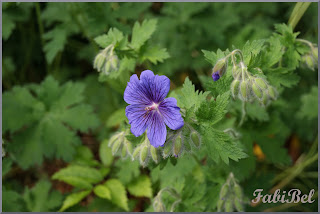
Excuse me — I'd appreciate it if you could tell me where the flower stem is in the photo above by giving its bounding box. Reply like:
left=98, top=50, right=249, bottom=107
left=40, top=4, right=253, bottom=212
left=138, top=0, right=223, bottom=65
left=288, top=2, right=312, bottom=30
left=238, top=101, right=246, bottom=127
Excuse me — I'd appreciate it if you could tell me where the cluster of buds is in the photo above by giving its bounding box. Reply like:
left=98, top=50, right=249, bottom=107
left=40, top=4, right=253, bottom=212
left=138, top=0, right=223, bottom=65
left=93, top=44, right=120, bottom=75
left=298, top=39, right=318, bottom=71
left=108, top=131, right=133, bottom=159
left=217, top=173, right=246, bottom=212
left=132, top=135, right=160, bottom=167
left=153, top=187, right=181, bottom=212
left=212, top=58, right=228, bottom=81
left=231, top=63, right=277, bottom=106
left=162, top=125, right=201, bottom=158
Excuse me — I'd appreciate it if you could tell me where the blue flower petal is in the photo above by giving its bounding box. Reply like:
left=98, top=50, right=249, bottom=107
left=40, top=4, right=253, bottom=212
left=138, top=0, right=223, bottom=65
left=147, top=111, right=167, bottom=148
left=125, top=104, right=149, bottom=137
left=159, top=97, right=184, bottom=130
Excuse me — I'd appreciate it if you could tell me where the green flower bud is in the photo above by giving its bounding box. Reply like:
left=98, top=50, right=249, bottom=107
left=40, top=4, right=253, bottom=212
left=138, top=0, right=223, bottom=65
left=173, top=136, right=182, bottom=157
left=162, top=141, right=172, bottom=158
left=217, top=199, right=224, bottom=212
left=231, top=80, right=240, bottom=98
left=103, top=60, right=111, bottom=74
left=93, top=53, right=105, bottom=71
left=240, top=81, right=249, bottom=101
left=127, top=143, right=133, bottom=156
left=234, top=184, right=242, bottom=199
left=108, top=134, right=119, bottom=147
left=150, top=146, right=158, bottom=163
left=121, top=144, right=127, bottom=158
left=252, top=83, right=263, bottom=99
left=220, top=184, right=229, bottom=199
left=224, top=199, right=234, bottom=212
left=212, top=58, right=227, bottom=76
left=268, top=86, right=277, bottom=100
left=312, top=47, right=318, bottom=61
left=112, top=139, right=122, bottom=155
left=304, top=54, right=316, bottom=71
left=234, top=198, right=244, bottom=212
left=254, top=78, right=268, bottom=90
left=132, top=146, right=141, bottom=160
left=140, top=145, right=149, bottom=165
left=261, top=91, right=269, bottom=106
left=109, top=55, right=119, bottom=71
left=190, top=131, right=201, bottom=148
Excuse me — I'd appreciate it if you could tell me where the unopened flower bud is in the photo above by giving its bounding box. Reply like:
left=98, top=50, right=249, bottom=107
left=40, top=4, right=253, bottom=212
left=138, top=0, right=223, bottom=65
left=234, top=198, right=244, bottom=212
left=231, top=80, right=240, bottom=98
left=212, top=58, right=227, bottom=81
left=261, top=91, right=269, bottom=106
left=112, top=139, right=121, bottom=155
left=173, top=136, right=182, bottom=157
left=93, top=53, right=105, bottom=72
left=224, top=199, right=234, bottom=212
left=121, top=145, right=127, bottom=158
left=312, top=47, right=318, bottom=60
left=303, top=54, right=316, bottom=71
left=109, top=55, right=119, bottom=71
left=132, top=146, right=141, bottom=160
left=150, top=146, right=159, bottom=163
left=240, top=80, right=250, bottom=101
left=162, top=141, right=172, bottom=158
left=252, top=83, right=263, bottom=99
left=267, top=86, right=277, bottom=100
left=220, top=184, right=229, bottom=199
left=254, top=78, right=268, bottom=90
left=217, top=199, right=224, bottom=212
left=127, top=143, right=133, bottom=156
left=140, top=145, right=149, bottom=166
left=190, top=131, right=201, bottom=148
left=234, top=184, right=242, bottom=198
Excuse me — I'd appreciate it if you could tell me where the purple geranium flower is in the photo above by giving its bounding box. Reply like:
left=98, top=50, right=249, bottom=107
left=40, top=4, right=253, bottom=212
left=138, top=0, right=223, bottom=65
left=124, top=70, right=184, bottom=148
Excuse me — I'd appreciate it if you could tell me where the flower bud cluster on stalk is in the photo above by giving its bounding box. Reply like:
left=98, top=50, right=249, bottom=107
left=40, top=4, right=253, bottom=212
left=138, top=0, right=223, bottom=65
left=93, top=44, right=120, bottom=75
left=153, top=187, right=181, bottom=212
left=108, top=131, right=133, bottom=159
left=212, top=49, right=277, bottom=106
left=162, top=124, right=201, bottom=158
left=298, top=39, right=318, bottom=71
left=217, top=173, right=246, bottom=212
left=132, top=134, right=160, bottom=167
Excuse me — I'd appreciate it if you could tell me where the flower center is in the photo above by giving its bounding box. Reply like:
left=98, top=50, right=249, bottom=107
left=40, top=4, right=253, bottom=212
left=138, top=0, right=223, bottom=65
left=145, top=102, right=159, bottom=112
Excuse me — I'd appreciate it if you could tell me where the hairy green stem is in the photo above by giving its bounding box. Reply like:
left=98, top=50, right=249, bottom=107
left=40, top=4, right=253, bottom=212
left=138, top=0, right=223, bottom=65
left=288, top=2, right=312, bottom=30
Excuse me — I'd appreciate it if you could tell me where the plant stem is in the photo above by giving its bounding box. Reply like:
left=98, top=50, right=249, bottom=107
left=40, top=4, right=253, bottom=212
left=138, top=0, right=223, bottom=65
left=288, top=2, right=312, bottom=30
left=238, top=101, right=246, bottom=127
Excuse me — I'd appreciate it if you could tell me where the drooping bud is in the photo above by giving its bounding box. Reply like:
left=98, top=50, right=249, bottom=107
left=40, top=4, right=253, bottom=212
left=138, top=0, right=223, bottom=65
left=212, top=58, right=227, bottom=81
left=234, top=198, right=244, bottom=212
left=162, top=141, right=172, bottom=158
left=230, top=80, right=240, bottom=98
left=190, top=131, right=201, bottom=148
left=239, top=80, right=250, bottom=101
left=312, top=47, right=318, bottom=60
left=224, top=199, right=234, bottom=212
left=121, top=144, right=127, bottom=158
left=219, top=183, right=229, bottom=200
left=140, top=145, right=149, bottom=166
left=217, top=199, right=225, bottom=212
left=93, top=52, right=106, bottom=72
left=252, top=83, right=263, bottom=99
left=112, top=139, right=121, bottom=155
left=234, top=184, right=243, bottom=198
left=150, top=146, right=159, bottom=163
left=254, top=78, right=268, bottom=90
left=267, top=86, right=277, bottom=100
left=261, top=91, right=269, bottom=106
left=109, top=55, right=120, bottom=71
left=132, top=146, right=141, bottom=160
left=173, top=135, right=183, bottom=157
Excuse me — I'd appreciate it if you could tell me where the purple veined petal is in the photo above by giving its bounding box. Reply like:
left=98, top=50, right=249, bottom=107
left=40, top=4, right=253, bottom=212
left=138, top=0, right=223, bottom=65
left=124, top=74, right=152, bottom=105
left=159, top=97, right=184, bottom=130
left=212, top=72, right=220, bottom=81
left=147, top=111, right=167, bottom=148
left=125, top=104, right=150, bottom=137
left=140, top=70, right=170, bottom=103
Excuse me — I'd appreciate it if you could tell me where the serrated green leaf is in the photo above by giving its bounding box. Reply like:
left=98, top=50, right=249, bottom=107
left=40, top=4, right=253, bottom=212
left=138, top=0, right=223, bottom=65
left=202, top=127, right=247, bottom=164
left=94, top=28, right=124, bottom=48
left=23, top=179, right=63, bottom=212
left=105, top=179, right=129, bottom=211
left=131, top=19, right=157, bottom=50
left=202, top=49, right=226, bottom=66
left=127, top=175, right=152, bottom=198
left=196, top=92, right=230, bottom=125
left=115, top=158, right=140, bottom=185
left=52, top=165, right=104, bottom=187
left=176, top=77, right=209, bottom=110
left=59, top=190, right=91, bottom=212
left=242, top=39, right=265, bottom=65
left=3, top=187, right=24, bottom=212
left=140, top=46, right=170, bottom=64
left=93, top=185, right=111, bottom=200
left=297, top=86, right=318, bottom=120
